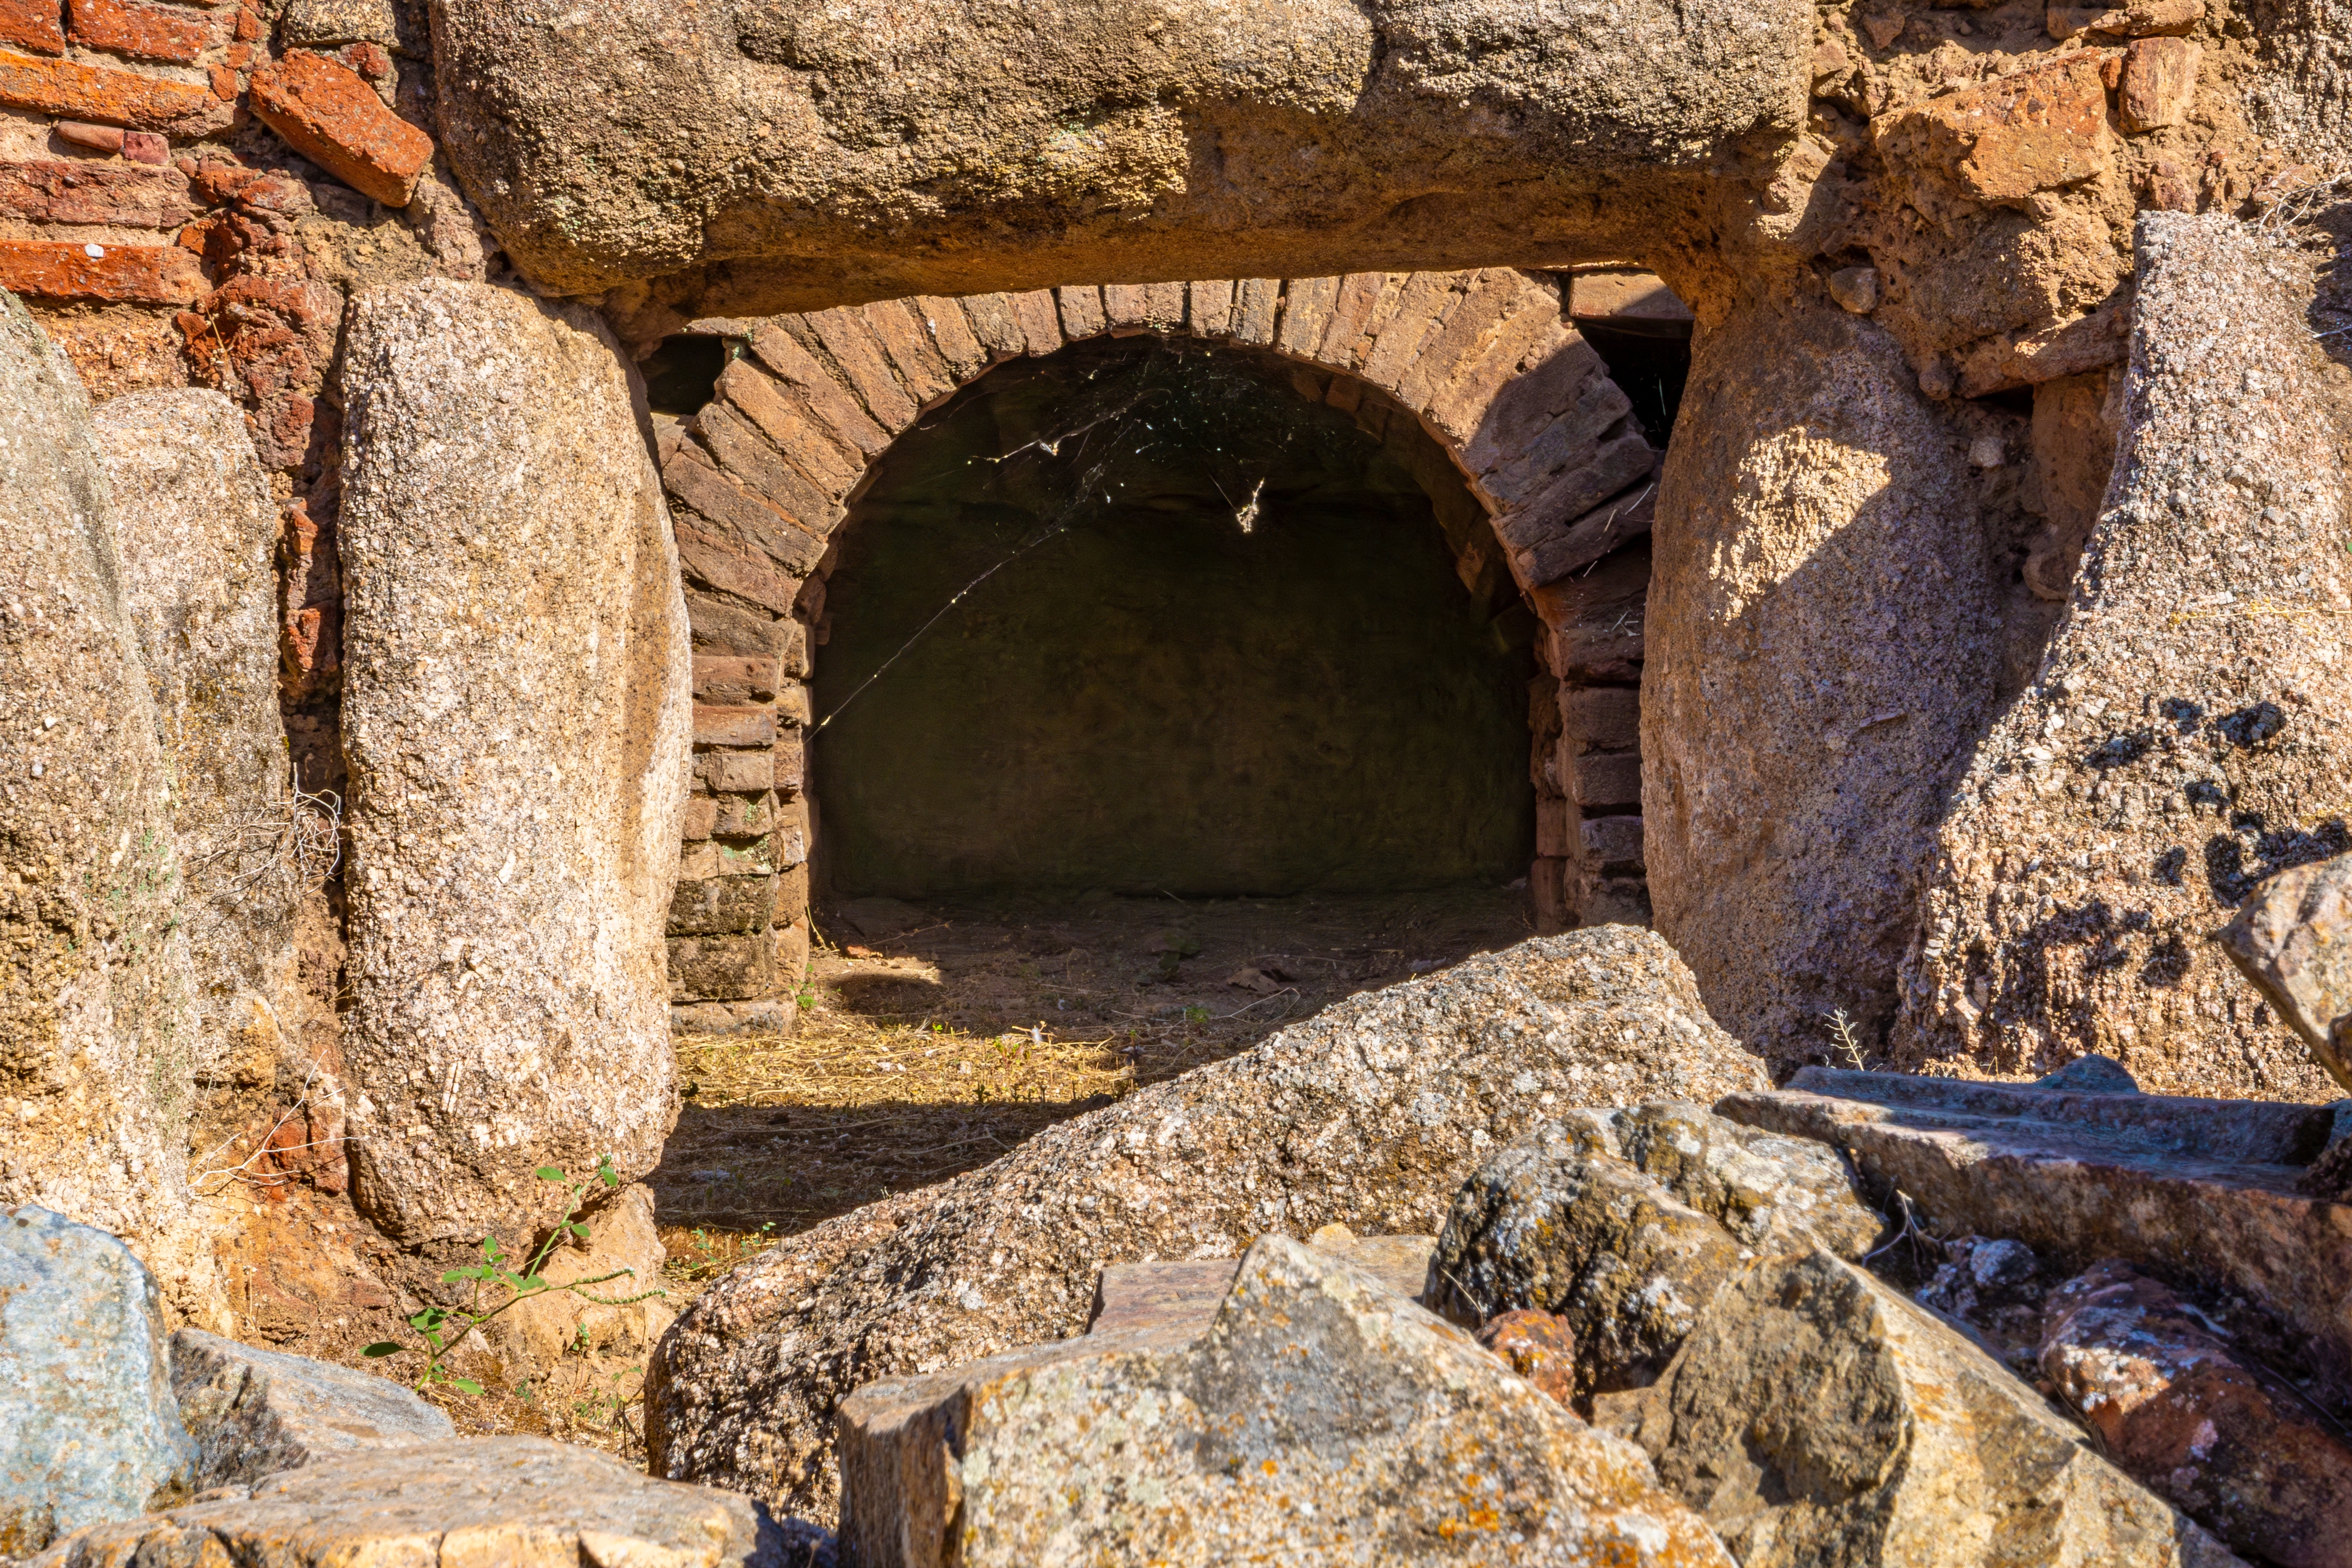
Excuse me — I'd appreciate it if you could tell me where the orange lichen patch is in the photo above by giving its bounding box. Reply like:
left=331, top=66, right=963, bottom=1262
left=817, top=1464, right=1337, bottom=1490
left=0, top=45, right=223, bottom=128
left=0, top=0, right=63, bottom=54
left=248, top=50, right=433, bottom=207
left=0, top=238, right=205, bottom=304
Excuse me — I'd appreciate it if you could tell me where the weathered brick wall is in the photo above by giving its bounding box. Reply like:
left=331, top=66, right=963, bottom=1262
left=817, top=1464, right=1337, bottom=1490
left=659, top=269, right=1673, bottom=1024
left=3, top=0, right=456, bottom=747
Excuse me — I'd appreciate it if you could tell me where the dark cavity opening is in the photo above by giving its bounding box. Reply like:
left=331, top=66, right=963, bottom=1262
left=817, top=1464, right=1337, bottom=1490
left=1579, top=321, right=1692, bottom=447
left=640, top=332, right=734, bottom=416
left=811, top=336, right=1536, bottom=901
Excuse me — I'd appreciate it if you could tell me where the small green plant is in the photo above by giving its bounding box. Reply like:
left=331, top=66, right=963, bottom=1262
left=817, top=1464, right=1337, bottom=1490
left=796, top=964, right=818, bottom=1010
left=362, top=1157, right=664, bottom=1396
left=1182, top=1004, right=1211, bottom=1025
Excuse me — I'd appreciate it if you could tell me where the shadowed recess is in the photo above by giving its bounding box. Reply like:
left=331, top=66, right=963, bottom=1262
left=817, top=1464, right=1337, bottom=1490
left=813, top=337, right=1535, bottom=900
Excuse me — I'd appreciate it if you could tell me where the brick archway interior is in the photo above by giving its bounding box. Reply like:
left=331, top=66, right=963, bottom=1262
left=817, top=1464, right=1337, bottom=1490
left=656, top=271, right=1664, bottom=1027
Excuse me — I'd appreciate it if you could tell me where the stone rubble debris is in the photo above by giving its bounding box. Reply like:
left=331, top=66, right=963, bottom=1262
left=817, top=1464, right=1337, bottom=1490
left=2038, top=1260, right=2352, bottom=1568
left=648, top=927, right=1770, bottom=1518
left=28, top=1436, right=810, bottom=1568
left=1717, top=1066, right=2352, bottom=1391
left=1431, top=1101, right=1885, bottom=1396
left=837, top=1234, right=1734, bottom=1568
left=1635, top=1248, right=2245, bottom=1568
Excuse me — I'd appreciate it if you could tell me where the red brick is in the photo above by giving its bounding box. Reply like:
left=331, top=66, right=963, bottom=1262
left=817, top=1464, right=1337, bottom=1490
left=248, top=50, right=433, bottom=207
left=692, top=653, right=780, bottom=705
left=674, top=518, right=802, bottom=617
left=0, top=47, right=223, bottom=128
left=0, top=238, right=203, bottom=302
left=52, top=118, right=122, bottom=152
left=68, top=0, right=218, bottom=64
left=1535, top=796, right=1572, bottom=858
left=230, top=1, right=255, bottom=40
left=121, top=130, right=164, bottom=164
left=693, top=750, right=774, bottom=793
left=0, top=0, right=61, bottom=54
left=1580, top=815, right=1644, bottom=873
left=1568, top=750, right=1643, bottom=811
left=694, top=703, right=778, bottom=748
left=0, top=157, right=194, bottom=225
left=1530, top=856, right=1569, bottom=934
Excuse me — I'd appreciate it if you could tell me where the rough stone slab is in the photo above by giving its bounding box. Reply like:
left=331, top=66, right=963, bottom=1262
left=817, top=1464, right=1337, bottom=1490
left=1646, top=283, right=2010, bottom=1069
left=1892, top=214, right=2352, bottom=1098
left=1086, top=1230, right=1434, bottom=1337
left=2220, top=851, right=2352, bottom=1091
left=1714, top=1067, right=2352, bottom=1389
left=171, top=1328, right=455, bottom=1488
left=839, top=1236, right=1733, bottom=1568
left=0, top=291, right=202, bottom=1292
left=94, top=388, right=308, bottom=1177
left=435, top=0, right=1808, bottom=302
left=1, top=1206, right=196, bottom=1557
left=1433, top=1102, right=1884, bottom=1395
left=1639, top=1248, right=2243, bottom=1567
left=339, top=279, right=692, bottom=1247
left=649, top=926, right=1768, bottom=1519
left=2039, top=1260, right=2352, bottom=1568
left=29, top=1437, right=805, bottom=1568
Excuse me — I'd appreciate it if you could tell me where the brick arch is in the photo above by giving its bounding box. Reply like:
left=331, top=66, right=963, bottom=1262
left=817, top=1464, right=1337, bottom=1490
left=657, top=270, right=1662, bottom=1028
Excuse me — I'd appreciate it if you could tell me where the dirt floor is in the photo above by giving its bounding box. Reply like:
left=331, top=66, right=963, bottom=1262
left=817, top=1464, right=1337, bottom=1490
left=647, top=884, right=1534, bottom=1284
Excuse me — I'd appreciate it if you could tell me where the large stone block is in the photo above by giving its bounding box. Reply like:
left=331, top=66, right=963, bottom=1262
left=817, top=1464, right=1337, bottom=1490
left=839, top=1236, right=1732, bottom=1568
left=431, top=0, right=1809, bottom=306
left=2219, top=851, right=2352, bottom=1092
left=1892, top=214, right=2352, bottom=1098
left=171, top=1328, right=455, bottom=1488
left=95, top=389, right=316, bottom=1146
left=339, top=279, right=693, bottom=1247
left=648, top=927, right=1768, bottom=1518
left=1716, top=1067, right=2352, bottom=1389
left=1646, top=286, right=2007, bottom=1069
left=1637, top=1248, right=2241, bottom=1566
left=29, top=1437, right=798, bottom=1568
left=1432, top=1103, right=1883, bottom=1396
left=0, top=1205, right=197, bottom=1557
left=0, top=292, right=201, bottom=1288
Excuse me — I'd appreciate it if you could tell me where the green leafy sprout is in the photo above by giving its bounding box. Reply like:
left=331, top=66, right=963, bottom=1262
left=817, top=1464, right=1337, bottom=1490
left=361, top=1156, right=665, bottom=1396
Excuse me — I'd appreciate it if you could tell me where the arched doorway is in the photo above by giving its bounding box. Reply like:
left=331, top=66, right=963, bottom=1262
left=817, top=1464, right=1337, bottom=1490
left=813, top=334, right=1536, bottom=903
left=654, top=269, right=1667, bottom=1031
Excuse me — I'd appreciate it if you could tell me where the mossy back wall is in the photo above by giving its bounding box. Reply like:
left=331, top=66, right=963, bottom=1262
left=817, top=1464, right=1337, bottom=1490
left=813, top=340, right=1535, bottom=899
